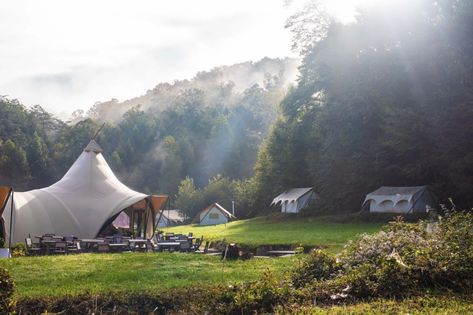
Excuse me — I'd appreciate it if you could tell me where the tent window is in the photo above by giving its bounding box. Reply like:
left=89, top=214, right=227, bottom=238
left=380, top=200, right=394, bottom=209
left=396, top=200, right=409, bottom=208
left=209, top=213, right=219, bottom=220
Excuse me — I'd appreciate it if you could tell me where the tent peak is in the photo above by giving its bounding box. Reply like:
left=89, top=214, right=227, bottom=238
left=84, top=140, right=103, bottom=153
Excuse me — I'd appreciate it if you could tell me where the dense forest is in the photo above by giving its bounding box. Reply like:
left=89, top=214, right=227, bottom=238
left=253, top=0, right=473, bottom=211
left=0, top=58, right=297, bottom=219
left=2, top=0, right=473, bottom=219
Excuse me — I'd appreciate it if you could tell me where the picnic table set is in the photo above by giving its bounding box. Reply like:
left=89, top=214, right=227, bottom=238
left=24, top=232, right=203, bottom=255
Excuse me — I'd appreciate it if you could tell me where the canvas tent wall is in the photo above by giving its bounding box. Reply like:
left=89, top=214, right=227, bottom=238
left=271, top=187, right=316, bottom=213
left=1, top=140, right=167, bottom=244
left=363, top=186, right=436, bottom=214
left=193, top=203, right=236, bottom=226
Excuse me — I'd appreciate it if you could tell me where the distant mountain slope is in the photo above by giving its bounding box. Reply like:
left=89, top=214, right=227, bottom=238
left=83, top=57, right=299, bottom=123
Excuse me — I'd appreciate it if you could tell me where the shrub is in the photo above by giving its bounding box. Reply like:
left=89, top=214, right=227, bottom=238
left=0, top=267, right=15, bottom=314
left=231, top=271, right=292, bottom=314
left=292, top=249, right=341, bottom=288
left=291, top=211, right=473, bottom=303
left=11, top=242, right=26, bottom=257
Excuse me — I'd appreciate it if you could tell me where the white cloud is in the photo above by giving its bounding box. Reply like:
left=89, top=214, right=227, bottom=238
left=0, top=0, right=297, bottom=117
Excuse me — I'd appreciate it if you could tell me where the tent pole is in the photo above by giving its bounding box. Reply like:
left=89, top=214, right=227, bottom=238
left=8, top=189, right=13, bottom=251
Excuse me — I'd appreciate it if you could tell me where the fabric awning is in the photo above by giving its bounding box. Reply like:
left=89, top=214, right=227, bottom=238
left=0, top=186, right=12, bottom=218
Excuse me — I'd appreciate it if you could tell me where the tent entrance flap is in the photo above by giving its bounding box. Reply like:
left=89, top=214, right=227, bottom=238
left=0, top=186, right=13, bottom=241
left=100, top=195, right=168, bottom=239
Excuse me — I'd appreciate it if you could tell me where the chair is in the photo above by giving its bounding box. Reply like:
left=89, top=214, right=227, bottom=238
left=25, top=238, right=42, bottom=255
left=146, top=240, right=155, bottom=252
left=67, top=242, right=81, bottom=254
left=195, top=241, right=209, bottom=254
left=64, top=235, right=75, bottom=243
left=54, top=242, right=67, bottom=254
left=192, top=236, right=204, bottom=251
left=179, top=241, right=191, bottom=252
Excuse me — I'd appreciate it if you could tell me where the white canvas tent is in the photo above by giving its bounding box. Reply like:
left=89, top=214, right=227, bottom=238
left=271, top=187, right=316, bottom=213
left=1, top=140, right=166, bottom=244
left=192, top=203, right=237, bottom=226
left=363, top=186, right=437, bottom=214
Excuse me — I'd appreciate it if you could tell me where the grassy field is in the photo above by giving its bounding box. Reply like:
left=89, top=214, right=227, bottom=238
left=0, top=252, right=297, bottom=298
left=161, top=215, right=383, bottom=250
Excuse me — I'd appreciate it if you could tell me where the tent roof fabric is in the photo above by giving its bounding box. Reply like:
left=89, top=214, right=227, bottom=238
left=3, top=140, right=150, bottom=244
left=271, top=187, right=314, bottom=205
left=366, top=186, right=427, bottom=197
left=0, top=186, right=12, bottom=218
left=363, top=186, right=433, bottom=208
left=84, top=139, right=103, bottom=153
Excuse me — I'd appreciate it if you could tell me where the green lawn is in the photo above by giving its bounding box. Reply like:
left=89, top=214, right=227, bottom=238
left=161, top=215, right=383, bottom=250
left=0, top=252, right=297, bottom=298
left=0, top=215, right=383, bottom=300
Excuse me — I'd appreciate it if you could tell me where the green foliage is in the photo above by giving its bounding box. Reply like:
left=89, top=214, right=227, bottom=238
left=292, top=250, right=341, bottom=288
left=0, top=58, right=293, bottom=202
left=175, top=177, right=203, bottom=219
left=254, top=0, right=473, bottom=211
left=11, top=243, right=26, bottom=257
left=292, top=211, right=473, bottom=303
left=0, top=267, right=15, bottom=314
left=230, top=271, right=292, bottom=314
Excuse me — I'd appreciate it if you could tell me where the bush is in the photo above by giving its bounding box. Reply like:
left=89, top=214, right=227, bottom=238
left=11, top=242, right=26, bottom=257
left=292, top=249, right=341, bottom=288
left=231, top=271, right=292, bottom=314
left=291, top=211, right=473, bottom=303
left=0, top=267, right=15, bottom=314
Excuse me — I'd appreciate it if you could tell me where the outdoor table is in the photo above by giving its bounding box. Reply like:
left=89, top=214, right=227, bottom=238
left=109, top=243, right=129, bottom=252
left=80, top=239, right=105, bottom=252
left=128, top=239, right=148, bottom=244
left=41, top=240, right=57, bottom=255
left=156, top=242, right=180, bottom=252
left=128, top=239, right=148, bottom=251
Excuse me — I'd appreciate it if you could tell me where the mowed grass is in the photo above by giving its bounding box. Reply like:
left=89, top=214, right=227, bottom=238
left=161, top=215, right=383, bottom=250
left=0, top=252, right=297, bottom=298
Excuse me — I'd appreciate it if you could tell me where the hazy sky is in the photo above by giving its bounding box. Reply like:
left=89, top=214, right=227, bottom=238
left=0, top=0, right=359, bottom=117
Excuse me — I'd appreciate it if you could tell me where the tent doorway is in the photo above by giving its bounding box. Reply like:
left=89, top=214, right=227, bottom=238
left=0, top=187, right=13, bottom=243
left=98, top=195, right=168, bottom=239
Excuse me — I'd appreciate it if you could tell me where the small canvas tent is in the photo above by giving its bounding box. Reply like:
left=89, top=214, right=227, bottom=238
left=157, top=210, right=187, bottom=227
left=363, top=186, right=436, bottom=214
left=271, top=187, right=316, bottom=213
left=193, top=203, right=236, bottom=226
left=1, top=140, right=167, bottom=244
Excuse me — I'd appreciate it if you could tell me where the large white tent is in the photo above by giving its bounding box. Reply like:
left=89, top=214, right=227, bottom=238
left=1, top=140, right=165, bottom=244
left=363, top=186, right=437, bottom=213
left=271, top=187, right=316, bottom=213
